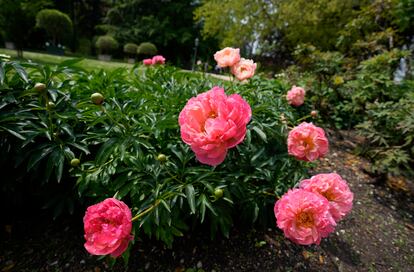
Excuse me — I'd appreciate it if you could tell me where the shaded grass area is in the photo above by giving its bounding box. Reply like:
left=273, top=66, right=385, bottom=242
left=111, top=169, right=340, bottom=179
left=0, top=48, right=134, bottom=71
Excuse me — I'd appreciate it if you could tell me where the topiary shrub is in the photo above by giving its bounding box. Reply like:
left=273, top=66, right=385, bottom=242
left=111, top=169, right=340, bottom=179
left=36, top=9, right=73, bottom=46
left=95, top=35, right=118, bottom=55
left=137, top=42, right=157, bottom=56
left=123, top=43, right=138, bottom=55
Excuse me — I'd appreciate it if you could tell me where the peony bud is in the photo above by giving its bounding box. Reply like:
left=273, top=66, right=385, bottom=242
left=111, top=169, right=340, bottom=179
left=71, top=158, right=80, bottom=167
left=91, top=93, right=104, bottom=105
left=34, top=83, right=46, bottom=92
left=157, top=154, right=167, bottom=162
left=311, top=110, right=318, bottom=118
left=214, top=188, right=224, bottom=198
left=47, top=101, right=56, bottom=109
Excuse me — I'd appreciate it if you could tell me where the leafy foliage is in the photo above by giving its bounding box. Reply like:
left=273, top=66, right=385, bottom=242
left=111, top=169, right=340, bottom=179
left=356, top=89, right=414, bottom=176
left=137, top=42, right=157, bottom=56
left=95, top=35, right=119, bottom=54
left=1, top=59, right=309, bottom=246
left=36, top=9, right=73, bottom=46
left=123, top=43, right=138, bottom=55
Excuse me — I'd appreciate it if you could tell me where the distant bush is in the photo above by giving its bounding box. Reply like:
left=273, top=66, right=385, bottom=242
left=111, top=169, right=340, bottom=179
left=137, top=42, right=157, bottom=56
left=36, top=9, right=73, bottom=45
left=77, top=38, right=92, bottom=55
left=95, top=35, right=118, bottom=54
left=123, top=43, right=138, bottom=55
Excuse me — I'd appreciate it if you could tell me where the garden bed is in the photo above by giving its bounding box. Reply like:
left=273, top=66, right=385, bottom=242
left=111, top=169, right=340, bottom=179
left=1, top=131, right=413, bottom=272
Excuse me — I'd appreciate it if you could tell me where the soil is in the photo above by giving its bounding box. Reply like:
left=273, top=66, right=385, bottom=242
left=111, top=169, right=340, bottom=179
left=1, top=131, right=413, bottom=272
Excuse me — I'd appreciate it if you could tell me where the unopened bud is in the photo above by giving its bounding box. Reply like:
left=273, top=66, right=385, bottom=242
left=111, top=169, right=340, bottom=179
left=34, top=83, right=46, bottom=92
left=157, top=154, right=167, bottom=162
left=311, top=110, right=318, bottom=118
left=70, top=158, right=80, bottom=167
left=91, top=93, right=104, bottom=105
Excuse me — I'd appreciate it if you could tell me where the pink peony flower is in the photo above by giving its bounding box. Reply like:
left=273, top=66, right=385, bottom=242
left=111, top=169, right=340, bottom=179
left=274, top=189, right=336, bottom=245
left=143, top=58, right=153, bottom=65
left=214, top=47, right=241, bottom=68
left=178, top=86, right=251, bottom=166
left=286, top=86, right=306, bottom=106
left=299, top=173, right=353, bottom=222
left=152, top=55, right=166, bottom=65
left=287, top=122, right=329, bottom=161
left=83, top=198, right=133, bottom=258
left=231, top=58, right=257, bottom=81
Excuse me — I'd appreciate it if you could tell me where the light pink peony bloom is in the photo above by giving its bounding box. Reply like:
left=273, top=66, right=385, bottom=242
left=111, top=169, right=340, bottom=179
left=231, top=58, right=257, bottom=81
left=299, top=173, right=353, bottom=222
left=83, top=198, right=133, bottom=258
left=274, top=189, right=336, bottom=245
left=143, top=58, right=153, bottom=65
left=214, top=47, right=241, bottom=68
left=152, top=55, right=166, bottom=65
left=286, top=86, right=306, bottom=106
left=179, top=86, right=251, bottom=166
left=287, top=122, right=329, bottom=161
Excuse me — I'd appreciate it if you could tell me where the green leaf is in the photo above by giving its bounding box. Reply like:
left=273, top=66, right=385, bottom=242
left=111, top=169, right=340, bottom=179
left=252, top=126, right=267, bottom=143
left=96, top=138, right=118, bottom=164
left=11, top=62, right=29, bottom=83
left=0, top=126, right=26, bottom=140
left=0, top=62, right=5, bottom=85
left=55, top=151, right=65, bottom=183
left=185, top=184, right=196, bottom=214
left=58, top=58, right=84, bottom=68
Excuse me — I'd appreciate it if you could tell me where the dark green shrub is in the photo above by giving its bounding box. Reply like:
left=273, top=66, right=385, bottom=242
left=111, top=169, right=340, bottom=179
left=77, top=38, right=92, bottom=55
left=95, top=35, right=118, bottom=54
left=36, top=9, right=73, bottom=46
left=123, top=43, right=138, bottom=55
left=137, top=42, right=157, bottom=56
left=0, top=59, right=309, bottom=247
left=356, top=86, right=414, bottom=177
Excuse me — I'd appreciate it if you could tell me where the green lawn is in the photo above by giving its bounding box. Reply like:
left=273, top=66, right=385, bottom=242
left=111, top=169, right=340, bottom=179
left=0, top=48, right=134, bottom=71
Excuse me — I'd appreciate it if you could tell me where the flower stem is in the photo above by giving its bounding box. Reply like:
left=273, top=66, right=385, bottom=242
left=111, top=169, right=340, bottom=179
left=295, top=114, right=311, bottom=123
left=131, top=200, right=160, bottom=222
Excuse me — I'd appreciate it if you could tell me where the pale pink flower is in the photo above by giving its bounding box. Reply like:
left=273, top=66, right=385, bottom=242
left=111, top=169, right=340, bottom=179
left=83, top=198, right=133, bottom=258
left=178, top=86, right=251, bottom=166
left=231, top=58, right=257, bottom=81
left=152, top=55, right=166, bottom=65
left=287, top=122, right=329, bottom=161
left=274, top=189, right=336, bottom=245
left=143, top=58, right=153, bottom=65
left=214, top=47, right=240, bottom=68
left=299, top=173, right=354, bottom=222
left=286, top=86, right=306, bottom=106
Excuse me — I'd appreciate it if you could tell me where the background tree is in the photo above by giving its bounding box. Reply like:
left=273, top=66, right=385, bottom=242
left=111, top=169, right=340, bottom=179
left=36, top=9, right=73, bottom=46
left=0, top=0, right=52, bottom=57
left=102, top=0, right=218, bottom=67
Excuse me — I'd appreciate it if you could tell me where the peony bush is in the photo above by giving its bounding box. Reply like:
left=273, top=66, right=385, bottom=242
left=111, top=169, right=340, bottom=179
left=0, top=49, right=352, bottom=260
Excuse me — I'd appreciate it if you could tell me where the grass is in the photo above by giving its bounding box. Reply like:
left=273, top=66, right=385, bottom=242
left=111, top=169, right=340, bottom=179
left=0, top=48, right=134, bottom=71
left=0, top=48, right=231, bottom=83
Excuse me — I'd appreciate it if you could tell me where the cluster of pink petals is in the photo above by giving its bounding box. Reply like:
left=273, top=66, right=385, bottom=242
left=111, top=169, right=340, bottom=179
left=231, top=58, right=257, bottom=81
left=214, top=47, right=240, bottom=68
left=299, top=173, right=354, bottom=222
left=143, top=55, right=166, bottom=66
left=214, top=47, right=257, bottom=81
left=274, top=189, right=336, bottom=245
left=83, top=198, right=133, bottom=258
left=286, top=86, right=306, bottom=106
left=287, top=122, right=329, bottom=161
left=179, top=86, right=251, bottom=166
